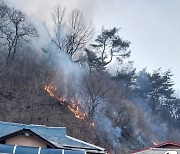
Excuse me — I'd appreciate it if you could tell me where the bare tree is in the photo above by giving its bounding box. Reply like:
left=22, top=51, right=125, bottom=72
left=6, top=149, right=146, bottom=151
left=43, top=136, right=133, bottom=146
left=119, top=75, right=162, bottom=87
left=47, top=5, right=94, bottom=62
left=49, top=5, right=66, bottom=51
left=66, top=9, right=94, bottom=59
left=78, top=72, right=114, bottom=122
left=0, top=2, right=10, bottom=29
left=0, top=2, right=38, bottom=70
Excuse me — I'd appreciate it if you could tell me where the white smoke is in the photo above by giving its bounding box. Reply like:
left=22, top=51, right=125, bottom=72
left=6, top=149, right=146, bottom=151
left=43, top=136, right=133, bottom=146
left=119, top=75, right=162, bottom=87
left=96, top=114, right=122, bottom=149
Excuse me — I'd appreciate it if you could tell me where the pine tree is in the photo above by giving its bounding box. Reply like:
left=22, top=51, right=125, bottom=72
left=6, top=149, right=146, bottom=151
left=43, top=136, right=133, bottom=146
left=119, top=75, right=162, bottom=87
left=148, top=69, right=175, bottom=112
left=85, top=48, right=106, bottom=73
left=111, top=62, right=136, bottom=91
left=85, top=27, right=130, bottom=72
left=135, top=69, right=175, bottom=113
left=135, top=68, right=151, bottom=100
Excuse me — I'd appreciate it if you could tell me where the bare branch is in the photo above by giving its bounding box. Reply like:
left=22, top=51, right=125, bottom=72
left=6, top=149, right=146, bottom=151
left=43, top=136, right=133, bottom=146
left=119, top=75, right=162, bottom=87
left=0, top=2, right=38, bottom=72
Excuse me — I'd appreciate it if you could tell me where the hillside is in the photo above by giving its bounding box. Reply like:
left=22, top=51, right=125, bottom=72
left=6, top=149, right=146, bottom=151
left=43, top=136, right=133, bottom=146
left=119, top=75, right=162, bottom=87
left=0, top=1, right=179, bottom=153
left=0, top=85, right=95, bottom=144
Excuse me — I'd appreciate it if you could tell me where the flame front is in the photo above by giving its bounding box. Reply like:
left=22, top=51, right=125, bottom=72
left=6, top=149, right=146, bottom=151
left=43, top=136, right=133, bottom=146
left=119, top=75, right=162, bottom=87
left=45, top=84, right=86, bottom=120
left=68, top=101, right=86, bottom=120
left=45, top=85, right=65, bottom=103
left=45, top=85, right=56, bottom=97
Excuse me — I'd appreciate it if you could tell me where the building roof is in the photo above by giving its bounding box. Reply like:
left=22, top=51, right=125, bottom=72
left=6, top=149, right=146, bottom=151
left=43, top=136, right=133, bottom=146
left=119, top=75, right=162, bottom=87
left=154, top=142, right=180, bottom=148
left=0, top=128, right=58, bottom=148
left=0, top=143, right=85, bottom=154
left=132, top=142, right=180, bottom=154
left=133, top=148, right=180, bottom=154
left=0, top=121, right=106, bottom=153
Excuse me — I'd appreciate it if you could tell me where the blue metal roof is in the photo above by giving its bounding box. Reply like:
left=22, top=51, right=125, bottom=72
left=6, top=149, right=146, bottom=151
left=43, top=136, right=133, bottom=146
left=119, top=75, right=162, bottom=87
left=0, top=144, right=85, bottom=154
left=0, top=121, right=105, bottom=153
left=0, top=121, right=66, bottom=138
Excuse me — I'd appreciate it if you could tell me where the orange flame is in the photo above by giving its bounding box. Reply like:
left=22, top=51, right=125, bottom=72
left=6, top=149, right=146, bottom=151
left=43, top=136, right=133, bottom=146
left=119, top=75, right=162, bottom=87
left=45, top=85, right=57, bottom=97
left=68, top=102, right=86, bottom=120
left=45, top=85, right=65, bottom=103
left=45, top=85, right=85, bottom=120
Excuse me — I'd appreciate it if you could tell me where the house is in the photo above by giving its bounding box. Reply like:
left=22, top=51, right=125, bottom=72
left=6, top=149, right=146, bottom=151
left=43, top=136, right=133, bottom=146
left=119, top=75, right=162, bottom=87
left=132, top=142, right=180, bottom=154
left=0, top=121, right=106, bottom=154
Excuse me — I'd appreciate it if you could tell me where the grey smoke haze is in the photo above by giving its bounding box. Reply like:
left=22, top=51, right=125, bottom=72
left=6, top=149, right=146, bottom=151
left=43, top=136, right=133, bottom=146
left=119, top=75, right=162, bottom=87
left=6, top=0, right=180, bottom=92
left=6, top=0, right=96, bottom=21
left=96, top=114, right=122, bottom=149
left=46, top=44, right=84, bottom=77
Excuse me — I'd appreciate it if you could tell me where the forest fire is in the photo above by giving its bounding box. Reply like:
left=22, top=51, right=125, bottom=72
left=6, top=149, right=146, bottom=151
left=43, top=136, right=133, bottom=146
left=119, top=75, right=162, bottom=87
left=44, top=85, right=57, bottom=97
left=44, top=85, right=65, bottom=103
left=68, top=102, right=86, bottom=120
left=44, top=85, right=86, bottom=120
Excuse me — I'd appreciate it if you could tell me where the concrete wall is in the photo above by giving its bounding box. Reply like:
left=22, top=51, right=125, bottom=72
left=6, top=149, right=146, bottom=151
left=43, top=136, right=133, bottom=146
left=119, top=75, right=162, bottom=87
left=5, top=134, right=47, bottom=148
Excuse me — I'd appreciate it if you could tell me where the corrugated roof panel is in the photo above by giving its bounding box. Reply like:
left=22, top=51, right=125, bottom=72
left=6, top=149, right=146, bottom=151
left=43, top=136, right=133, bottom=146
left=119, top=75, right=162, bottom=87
left=15, top=146, right=38, bottom=154
left=40, top=148, right=63, bottom=154
left=0, top=144, right=86, bottom=154
left=0, top=144, right=14, bottom=153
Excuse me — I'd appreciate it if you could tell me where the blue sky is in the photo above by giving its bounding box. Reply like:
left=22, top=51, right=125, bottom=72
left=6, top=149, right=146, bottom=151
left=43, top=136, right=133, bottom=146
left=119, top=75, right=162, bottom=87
left=7, top=0, right=180, bottom=93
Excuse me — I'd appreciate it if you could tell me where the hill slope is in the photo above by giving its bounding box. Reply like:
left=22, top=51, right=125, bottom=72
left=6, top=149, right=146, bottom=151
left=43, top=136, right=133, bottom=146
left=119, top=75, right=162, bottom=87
left=0, top=87, right=95, bottom=144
